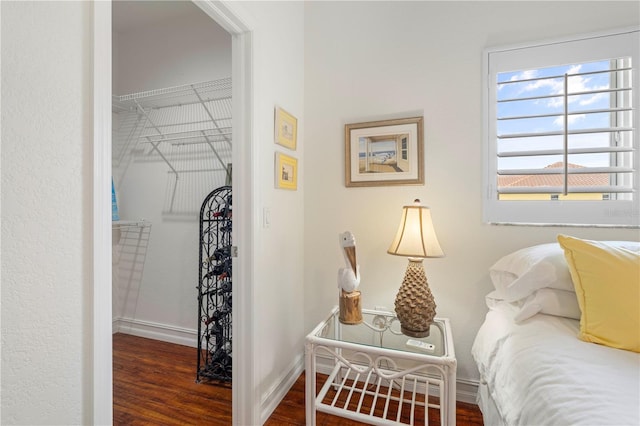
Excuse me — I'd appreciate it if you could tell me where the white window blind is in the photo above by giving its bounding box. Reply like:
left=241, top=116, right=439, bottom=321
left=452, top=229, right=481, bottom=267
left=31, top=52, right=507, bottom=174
left=483, top=28, right=639, bottom=227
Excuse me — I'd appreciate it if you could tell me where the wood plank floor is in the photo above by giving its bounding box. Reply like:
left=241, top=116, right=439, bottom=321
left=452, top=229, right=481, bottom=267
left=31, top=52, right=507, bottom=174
left=114, top=333, right=484, bottom=425
left=114, top=333, right=232, bottom=425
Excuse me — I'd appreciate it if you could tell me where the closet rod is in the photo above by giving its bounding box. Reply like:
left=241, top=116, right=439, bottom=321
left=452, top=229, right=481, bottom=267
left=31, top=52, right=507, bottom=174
left=142, top=132, right=231, bottom=145
left=137, top=95, right=232, bottom=111
left=112, top=220, right=151, bottom=229
left=116, top=94, right=232, bottom=112
left=170, top=139, right=230, bottom=147
left=147, top=117, right=232, bottom=129
left=141, top=127, right=230, bottom=140
left=166, top=167, right=228, bottom=174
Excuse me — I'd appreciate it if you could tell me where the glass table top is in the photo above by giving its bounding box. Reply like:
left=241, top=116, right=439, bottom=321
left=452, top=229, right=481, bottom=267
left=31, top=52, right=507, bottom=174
left=314, top=307, right=446, bottom=357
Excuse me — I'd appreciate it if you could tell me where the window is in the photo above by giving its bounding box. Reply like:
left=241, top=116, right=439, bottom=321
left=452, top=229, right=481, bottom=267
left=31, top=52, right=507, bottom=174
left=401, top=136, right=408, bottom=160
left=483, top=28, right=639, bottom=227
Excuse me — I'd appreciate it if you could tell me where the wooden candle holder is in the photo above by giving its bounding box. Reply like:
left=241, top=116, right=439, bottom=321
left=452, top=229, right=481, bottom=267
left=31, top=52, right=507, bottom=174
left=339, top=290, right=363, bottom=325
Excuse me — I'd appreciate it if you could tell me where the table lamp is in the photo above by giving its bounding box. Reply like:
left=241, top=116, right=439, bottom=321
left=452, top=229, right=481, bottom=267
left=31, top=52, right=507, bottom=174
left=387, top=199, right=444, bottom=337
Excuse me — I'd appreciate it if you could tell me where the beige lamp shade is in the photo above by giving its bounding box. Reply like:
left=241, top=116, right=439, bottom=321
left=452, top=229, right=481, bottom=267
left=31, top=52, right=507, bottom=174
left=388, top=199, right=443, bottom=337
left=387, top=199, right=444, bottom=259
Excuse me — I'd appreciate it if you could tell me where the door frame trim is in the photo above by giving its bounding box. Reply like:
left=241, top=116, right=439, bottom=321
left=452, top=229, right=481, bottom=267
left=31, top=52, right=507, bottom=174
left=92, top=1, right=256, bottom=424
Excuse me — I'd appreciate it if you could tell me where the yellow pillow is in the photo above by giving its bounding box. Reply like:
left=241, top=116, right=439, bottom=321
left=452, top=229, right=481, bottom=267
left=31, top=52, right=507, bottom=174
left=557, top=235, right=640, bottom=353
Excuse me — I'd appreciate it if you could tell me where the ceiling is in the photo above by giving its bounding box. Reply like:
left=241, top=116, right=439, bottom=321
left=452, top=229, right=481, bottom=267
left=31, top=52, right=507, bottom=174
left=112, top=0, right=203, bottom=33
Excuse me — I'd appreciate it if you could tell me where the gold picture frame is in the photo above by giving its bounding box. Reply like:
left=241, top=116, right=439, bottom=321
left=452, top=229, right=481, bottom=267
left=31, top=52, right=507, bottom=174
left=274, top=106, right=298, bottom=150
left=275, top=152, right=298, bottom=190
left=345, top=116, right=424, bottom=187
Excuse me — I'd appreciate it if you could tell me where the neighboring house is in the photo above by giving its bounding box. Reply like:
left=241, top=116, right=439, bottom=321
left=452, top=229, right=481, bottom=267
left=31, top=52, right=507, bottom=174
left=498, top=162, right=611, bottom=201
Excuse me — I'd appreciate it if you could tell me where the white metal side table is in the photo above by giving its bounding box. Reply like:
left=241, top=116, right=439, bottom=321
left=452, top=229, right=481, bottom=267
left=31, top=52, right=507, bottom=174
left=305, top=306, right=456, bottom=426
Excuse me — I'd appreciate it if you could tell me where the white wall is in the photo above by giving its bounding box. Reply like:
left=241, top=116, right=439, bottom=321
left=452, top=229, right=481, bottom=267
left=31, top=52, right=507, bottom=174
left=3, top=1, right=636, bottom=424
left=1, top=0, right=305, bottom=423
left=303, top=0, right=640, bottom=394
left=1, top=2, right=93, bottom=424
left=228, top=1, right=306, bottom=418
left=113, top=1, right=231, bottom=95
left=112, top=3, right=231, bottom=341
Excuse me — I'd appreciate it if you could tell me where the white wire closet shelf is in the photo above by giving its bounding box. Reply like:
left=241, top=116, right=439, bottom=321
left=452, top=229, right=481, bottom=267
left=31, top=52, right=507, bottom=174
left=112, top=77, right=232, bottom=216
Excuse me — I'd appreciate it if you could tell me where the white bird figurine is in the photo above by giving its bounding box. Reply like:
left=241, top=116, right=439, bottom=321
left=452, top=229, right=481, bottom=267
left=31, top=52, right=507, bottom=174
left=338, top=231, right=360, bottom=293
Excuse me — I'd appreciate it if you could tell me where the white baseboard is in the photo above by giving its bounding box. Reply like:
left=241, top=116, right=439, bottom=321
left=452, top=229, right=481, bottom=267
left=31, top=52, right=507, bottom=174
left=456, top=377, right=480, bottom=405
left=113, top=317, right=198, bottom=348
left=259, top=354, right=306, bottom=424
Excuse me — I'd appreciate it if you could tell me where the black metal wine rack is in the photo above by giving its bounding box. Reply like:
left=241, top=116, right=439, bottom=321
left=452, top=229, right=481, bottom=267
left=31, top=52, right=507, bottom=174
left=197, top=186, right=232, bottom=383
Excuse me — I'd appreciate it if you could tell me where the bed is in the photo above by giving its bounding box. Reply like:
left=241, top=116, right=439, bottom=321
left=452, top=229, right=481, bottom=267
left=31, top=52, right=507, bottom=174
left=472, top=236, right=640, bottom=426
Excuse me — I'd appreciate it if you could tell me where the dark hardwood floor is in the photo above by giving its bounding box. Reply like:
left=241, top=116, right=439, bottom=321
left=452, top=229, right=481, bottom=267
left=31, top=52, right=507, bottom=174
left=114, top=333, right=232, bottom=425
left=114, top=333, right=483, bottom=425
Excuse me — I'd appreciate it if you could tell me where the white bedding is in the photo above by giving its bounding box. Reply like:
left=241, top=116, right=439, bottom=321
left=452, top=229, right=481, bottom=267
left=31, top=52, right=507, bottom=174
left=472, top=302, right=640, bottom=426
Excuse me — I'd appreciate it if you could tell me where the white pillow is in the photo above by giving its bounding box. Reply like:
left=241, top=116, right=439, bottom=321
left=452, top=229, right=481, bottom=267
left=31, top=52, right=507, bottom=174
left=485, top=288, right=581, bottom=323
left=489, top=241, right=640, bottom=302
left=489, top=243, right=572, bottom=301
left=513, top=288, right=581, bottom=323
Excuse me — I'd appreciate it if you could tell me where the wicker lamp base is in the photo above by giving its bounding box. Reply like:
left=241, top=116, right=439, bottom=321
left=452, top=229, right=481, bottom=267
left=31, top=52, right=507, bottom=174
left=394, top=259, right=436, bottom=338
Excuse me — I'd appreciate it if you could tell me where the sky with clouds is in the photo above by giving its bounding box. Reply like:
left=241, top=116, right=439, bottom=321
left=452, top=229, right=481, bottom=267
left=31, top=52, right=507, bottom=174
left=496, top=59, right=631, bottom=171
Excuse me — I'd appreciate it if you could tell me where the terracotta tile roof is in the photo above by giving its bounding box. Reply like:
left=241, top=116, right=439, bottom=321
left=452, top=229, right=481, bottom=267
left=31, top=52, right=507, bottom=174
left=499, top=162, right=609, bottom=188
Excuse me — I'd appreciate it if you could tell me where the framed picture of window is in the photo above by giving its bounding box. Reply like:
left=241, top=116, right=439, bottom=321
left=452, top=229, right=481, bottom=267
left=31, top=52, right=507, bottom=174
left=274, top=106, right=298, bottom=150
left=275, top=152, right=298, bottom=190
left=345, top=116, right=424, bottom=187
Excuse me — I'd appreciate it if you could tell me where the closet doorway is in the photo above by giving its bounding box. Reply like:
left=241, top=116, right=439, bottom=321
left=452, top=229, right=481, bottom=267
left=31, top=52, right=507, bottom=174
left=111, top=0, right=237, bottom=419
left=94, top=1, right=254, bottom=423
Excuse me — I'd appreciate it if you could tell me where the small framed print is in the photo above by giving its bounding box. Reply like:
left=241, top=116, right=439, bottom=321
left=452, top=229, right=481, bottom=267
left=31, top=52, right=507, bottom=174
left=275, top=152, right=298, bottom=190
left=274, top=106, right=298, bottom=150
left=345, top=116, right=424, bottom=187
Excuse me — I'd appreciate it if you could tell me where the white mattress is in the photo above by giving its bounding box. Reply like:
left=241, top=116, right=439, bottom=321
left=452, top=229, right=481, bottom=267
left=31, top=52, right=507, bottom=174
left=472, top=302, right=640, bottom=426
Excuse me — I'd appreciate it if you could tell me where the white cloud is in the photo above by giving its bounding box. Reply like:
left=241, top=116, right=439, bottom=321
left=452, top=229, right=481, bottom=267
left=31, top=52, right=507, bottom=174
left=499, top=69, right=538, bottom=91
left=501, top=64, right=611, bottom=119
left=511, top=69, right=538, bottom=82
left=578, top=91, right=607, bottom=106
left=566, top=64, right=582, bottom=75
left=553, top=113, right=585, bottom=127
left=545, top=65, right=611, bottom=109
